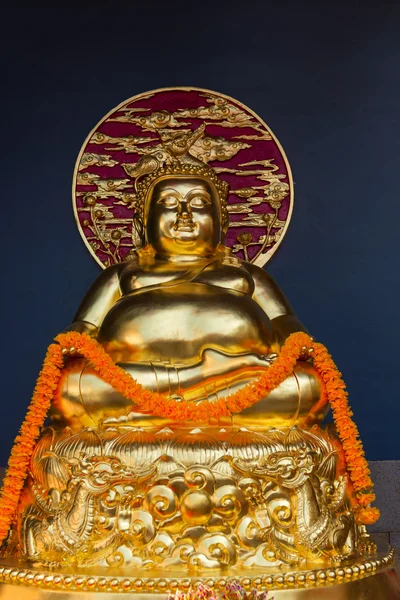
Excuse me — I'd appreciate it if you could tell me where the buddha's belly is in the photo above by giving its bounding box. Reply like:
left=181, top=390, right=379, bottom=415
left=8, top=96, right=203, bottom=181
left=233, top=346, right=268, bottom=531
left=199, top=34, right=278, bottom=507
left=98, top=283, right=273, bottom=363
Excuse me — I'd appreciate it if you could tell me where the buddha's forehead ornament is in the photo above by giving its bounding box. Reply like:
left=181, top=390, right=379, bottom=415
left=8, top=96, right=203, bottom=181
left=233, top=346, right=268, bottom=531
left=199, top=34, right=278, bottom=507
left=73, top=87, right=293, bottom=268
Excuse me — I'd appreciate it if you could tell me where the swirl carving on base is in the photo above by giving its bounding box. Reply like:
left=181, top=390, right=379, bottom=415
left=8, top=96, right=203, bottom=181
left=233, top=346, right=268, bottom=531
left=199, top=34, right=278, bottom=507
left=8, top=424, right=370, bottom=571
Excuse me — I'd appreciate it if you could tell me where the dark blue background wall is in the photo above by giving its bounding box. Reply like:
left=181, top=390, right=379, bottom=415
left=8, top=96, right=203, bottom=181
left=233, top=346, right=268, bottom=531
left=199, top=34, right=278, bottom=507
left=2, top=2, right=400, bottom=462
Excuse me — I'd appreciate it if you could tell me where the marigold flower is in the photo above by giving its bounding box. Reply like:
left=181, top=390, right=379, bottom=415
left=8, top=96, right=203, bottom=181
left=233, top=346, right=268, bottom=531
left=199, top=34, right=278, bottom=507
left=357, top=506, right=381, bottom=524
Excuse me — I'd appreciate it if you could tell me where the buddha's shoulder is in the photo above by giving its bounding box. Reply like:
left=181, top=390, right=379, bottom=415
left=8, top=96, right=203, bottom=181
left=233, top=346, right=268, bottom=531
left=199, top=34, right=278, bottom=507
left=92, top=259, right=141, bottom=291
left=240, top=261, right=287, bottom=296
left=99, top=261, right=130, bottom=278
left=100, top=252, right=142, bottom=276
left=230, top=259, right=275, bottom=283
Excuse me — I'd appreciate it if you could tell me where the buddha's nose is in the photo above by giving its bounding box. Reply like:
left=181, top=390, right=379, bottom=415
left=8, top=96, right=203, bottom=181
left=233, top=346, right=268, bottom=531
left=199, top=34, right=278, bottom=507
left=178, top=201, right=192, bottom=218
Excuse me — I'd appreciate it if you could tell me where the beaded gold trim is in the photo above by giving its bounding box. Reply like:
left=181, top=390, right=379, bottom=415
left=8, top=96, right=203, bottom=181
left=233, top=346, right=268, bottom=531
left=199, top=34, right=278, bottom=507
left=0, top=546, right=394, bottom=594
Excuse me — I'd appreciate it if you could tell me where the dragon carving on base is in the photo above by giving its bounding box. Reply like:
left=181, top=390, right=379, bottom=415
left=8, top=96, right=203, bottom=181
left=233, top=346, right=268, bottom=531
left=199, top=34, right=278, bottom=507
left=9, top=425, right=364, bottom=570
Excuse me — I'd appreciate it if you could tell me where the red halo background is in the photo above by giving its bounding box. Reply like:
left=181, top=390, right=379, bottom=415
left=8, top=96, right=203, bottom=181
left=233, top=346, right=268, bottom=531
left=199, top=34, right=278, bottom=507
left=73, top=87, right=294, bottom=268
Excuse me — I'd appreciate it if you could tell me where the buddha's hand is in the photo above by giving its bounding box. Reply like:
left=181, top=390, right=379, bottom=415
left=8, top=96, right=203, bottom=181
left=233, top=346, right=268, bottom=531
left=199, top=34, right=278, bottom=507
left=201, top=348, right=277, bottom=379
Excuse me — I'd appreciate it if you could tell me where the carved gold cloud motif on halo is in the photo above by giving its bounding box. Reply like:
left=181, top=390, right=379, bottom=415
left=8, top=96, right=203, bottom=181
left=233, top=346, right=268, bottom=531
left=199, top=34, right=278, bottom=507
left=90, top=132, right=155, bottom=151
left=111, top=109, right=190, bottom=130
left=174, top=94, right=270, bottom=136
left=79, top=153, right=119, bottom=169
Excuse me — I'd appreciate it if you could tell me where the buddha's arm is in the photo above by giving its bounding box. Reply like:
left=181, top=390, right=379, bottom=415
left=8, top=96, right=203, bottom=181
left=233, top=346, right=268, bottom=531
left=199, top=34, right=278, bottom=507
left=245, top=263, right=309, bottom=345
left=241, top=263, right=323, bottom=410
left=118, top=349, right=272, bottom=402
left=63, top=264, right=123, bottom=336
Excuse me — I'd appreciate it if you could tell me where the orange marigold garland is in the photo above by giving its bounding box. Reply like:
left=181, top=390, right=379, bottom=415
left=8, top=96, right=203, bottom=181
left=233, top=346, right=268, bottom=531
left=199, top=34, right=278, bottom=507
left=0, top=342, right=64, bottom=543
left=310, top=341, right=380, bottom=525
left=54, top=331, right=307, bottom=422
left=0, top=331, right=379, bottom=545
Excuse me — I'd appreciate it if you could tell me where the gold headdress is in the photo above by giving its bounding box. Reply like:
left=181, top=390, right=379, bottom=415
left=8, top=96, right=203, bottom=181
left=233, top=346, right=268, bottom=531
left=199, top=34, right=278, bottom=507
left=122, top=125, right=230, bottom=242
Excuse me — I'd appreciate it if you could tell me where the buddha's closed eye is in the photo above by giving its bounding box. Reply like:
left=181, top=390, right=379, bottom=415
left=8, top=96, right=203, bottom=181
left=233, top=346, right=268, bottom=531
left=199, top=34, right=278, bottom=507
left=158, top=195, right=179, bottom=208
left=190, top=196, right=209, bottom=208
left=157, top=195, right=210, bottom=209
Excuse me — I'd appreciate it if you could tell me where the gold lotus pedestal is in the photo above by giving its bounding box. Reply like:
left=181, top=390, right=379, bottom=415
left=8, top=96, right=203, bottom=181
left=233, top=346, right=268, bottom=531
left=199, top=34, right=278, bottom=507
left=0, top=425, right=397, bottom=598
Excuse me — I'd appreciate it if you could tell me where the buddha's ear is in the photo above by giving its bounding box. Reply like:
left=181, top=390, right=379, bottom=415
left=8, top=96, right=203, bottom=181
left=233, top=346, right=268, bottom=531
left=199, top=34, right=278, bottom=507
left=219, top=181, right=230, bottom=236
left=133, top=213, right=145, bottom=247
left=225, top=213, right=230, bottom=232
left=221, top=210, right=230, bottom=238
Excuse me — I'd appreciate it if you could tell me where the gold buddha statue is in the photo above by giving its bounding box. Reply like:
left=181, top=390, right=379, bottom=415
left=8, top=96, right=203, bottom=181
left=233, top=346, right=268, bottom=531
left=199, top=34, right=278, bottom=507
left=0, top=89, right=392, bottom=598
left=12, top=157, right=351, bottom=569
left=53, top=161, right=323, bottom=432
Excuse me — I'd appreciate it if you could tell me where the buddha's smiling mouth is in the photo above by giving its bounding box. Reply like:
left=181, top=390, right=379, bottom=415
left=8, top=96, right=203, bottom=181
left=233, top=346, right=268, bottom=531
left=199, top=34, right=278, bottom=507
left=173, top=219, right=196, bottom=232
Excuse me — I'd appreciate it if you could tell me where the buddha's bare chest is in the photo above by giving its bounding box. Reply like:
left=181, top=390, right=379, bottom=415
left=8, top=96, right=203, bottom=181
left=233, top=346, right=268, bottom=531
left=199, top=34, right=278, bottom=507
left=99, top=282, right=272, bottom=362
left=118, top=262, right=255, bottom=296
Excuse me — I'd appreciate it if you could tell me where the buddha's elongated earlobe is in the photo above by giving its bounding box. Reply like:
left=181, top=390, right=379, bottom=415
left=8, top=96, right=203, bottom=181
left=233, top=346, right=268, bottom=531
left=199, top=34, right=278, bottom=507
left=132, top=213, right=145, bottom=248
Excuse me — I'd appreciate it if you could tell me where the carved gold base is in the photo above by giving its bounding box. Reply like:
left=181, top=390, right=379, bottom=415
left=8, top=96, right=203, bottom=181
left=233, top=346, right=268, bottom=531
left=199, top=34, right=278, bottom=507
left=13, top=425, right=369, bottom=570
left=0, top=543, right=395, bottom=597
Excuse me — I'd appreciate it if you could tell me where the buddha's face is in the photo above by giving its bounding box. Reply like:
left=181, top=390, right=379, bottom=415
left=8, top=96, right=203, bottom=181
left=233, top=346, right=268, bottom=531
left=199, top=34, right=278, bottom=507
left=144, top=176, right=222, bottom=258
